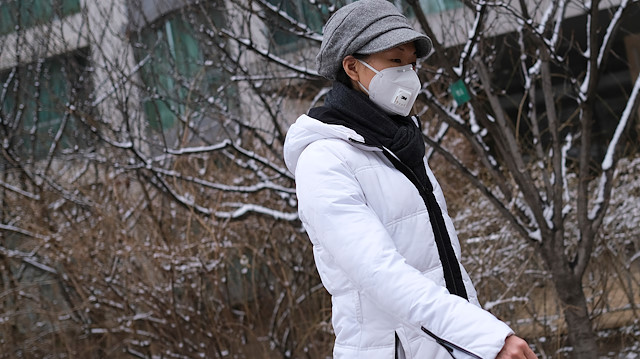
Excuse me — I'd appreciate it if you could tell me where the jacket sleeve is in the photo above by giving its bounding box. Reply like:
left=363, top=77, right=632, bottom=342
left=295, top=140, right=513, bottom=359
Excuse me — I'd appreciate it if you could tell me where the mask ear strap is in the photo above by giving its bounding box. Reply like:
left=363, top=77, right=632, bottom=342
left=357, top=59, right=379, bottom=74
left=356, top=59, right=378, bottom=95
left=357, top=81, right=370, bottom=95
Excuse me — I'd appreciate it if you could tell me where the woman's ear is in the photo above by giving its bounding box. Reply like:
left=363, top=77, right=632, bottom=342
left=342, top=55, right=360, bottom=82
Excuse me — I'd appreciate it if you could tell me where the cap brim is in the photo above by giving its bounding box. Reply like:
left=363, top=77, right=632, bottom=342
left=357, top=28, right=433, bottom=58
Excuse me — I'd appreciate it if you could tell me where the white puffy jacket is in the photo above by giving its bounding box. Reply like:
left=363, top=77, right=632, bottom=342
left=283, top=115, right=513, bottom=359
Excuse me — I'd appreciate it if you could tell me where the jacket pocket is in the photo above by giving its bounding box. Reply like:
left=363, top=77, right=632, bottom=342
left=421, top=326, right=482, bottom=359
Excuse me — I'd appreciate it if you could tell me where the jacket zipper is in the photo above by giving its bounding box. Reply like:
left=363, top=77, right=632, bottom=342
left=421, top=327, right=482, bottom=359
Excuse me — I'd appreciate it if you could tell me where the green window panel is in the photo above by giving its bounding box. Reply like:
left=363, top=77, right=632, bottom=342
left=135, top=17, right=203, bottom=132
left=267, top=0, right=327, bottom=55
left=264, top=0, right=461, bottom=55
left=419, top=0, right=462, bottom=14
left=402, top=0, right=462, bottom=17
left=0, top=51, right=89, bottom=160
left=0, top=0, right=81, bottom=36
left=133, top=8, right=231, bottom=135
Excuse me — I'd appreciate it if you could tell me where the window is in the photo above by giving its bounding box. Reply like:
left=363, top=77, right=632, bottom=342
left=400, top=0, right=462, bottom=17
left=266, top=0, right=461, bottom=55
left=0, top=50, right=91, bottom=160
left=266, top=0, right=327, bottom=55
left=418, top=0, right=462, bottom=14
left=0, top=0, right=81, bottom=36
left=132, top=6, right=232, bottom=140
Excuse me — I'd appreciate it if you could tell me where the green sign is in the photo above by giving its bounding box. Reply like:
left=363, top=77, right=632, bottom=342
left=449, top=79, right=471, bottom=106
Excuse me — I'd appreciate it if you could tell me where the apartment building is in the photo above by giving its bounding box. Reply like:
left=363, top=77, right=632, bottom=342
left=0, top=0, right=482, bottom=164
left=0, top=0, right=244, bottom=166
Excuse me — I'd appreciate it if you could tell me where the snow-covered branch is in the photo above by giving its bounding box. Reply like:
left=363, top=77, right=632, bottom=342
left=219, top=28, right=319, bottom=78
left=601, top=66, right=640, bottom=172
left=0, top=178, right=40, bottom=200
left=150, top=165, right=295, bottom=195
left=253, top=0, right=323, bottom=43
left=422, top=135, right=531, bottom=241
left=215, top=203, right=298, bottom=221
left=587, top=73, right=640, bottom=228
left=455, top=2, right=486, bottom=77
left=166, top=139, right=293, bottom=180
left=596, top=0, right=631, bottom=70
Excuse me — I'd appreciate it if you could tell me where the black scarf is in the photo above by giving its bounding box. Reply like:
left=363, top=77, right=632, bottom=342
left=309, top=82, right=429, bottom=186
left=309, top=82, right=468, bottom=300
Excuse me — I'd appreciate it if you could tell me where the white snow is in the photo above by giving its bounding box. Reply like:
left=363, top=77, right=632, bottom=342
left=602, top=74, right=640, bottom=171
left=215, top=203, right=298, bottom=221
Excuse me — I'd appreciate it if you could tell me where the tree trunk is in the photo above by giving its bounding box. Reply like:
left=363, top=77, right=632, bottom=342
left=547, top=258, right=599, bottom=359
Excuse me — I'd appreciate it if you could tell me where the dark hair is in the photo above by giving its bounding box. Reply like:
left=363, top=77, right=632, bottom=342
left=335, top=53, right=370, bottom=89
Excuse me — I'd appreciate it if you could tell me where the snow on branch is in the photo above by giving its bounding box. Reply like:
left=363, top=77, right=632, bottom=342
left=215, top=203, right=298, bottom=221
left=230, top=73, right=313, bottom=82
left=510, top=0, right=567, bottom=60
left=38, top=172, right=94, bottom=207
left=150, top=165, right=295, bottom=195
left=0, top=248, right=57, bottom=275
left=588, top=74, right=640, bottom=222
left=143, top=170, right=296, bottom=221
left=228, top=141, right=293, bottom=179
left=91, top=54, right=151, bottom=108
left=0, top=223, right=48, bottom=240
left=219, top=28, right=319, bottom=77
left=0, top=67, right=16, bottom=107
left=21, top=257, right=58, bottom=274
left=510, top=196, right=543, bottom=241
left=76, top=114, right=134, bottom=149
left=421, top=135, right=530, bottom=240
left=547, top=0, right=568, bottom=52
left=536, top=0, right=556, bottom=35
left=422, top=89, right=466, bottom=126
left=165, top=139, right=292, bottom=180
left=484, top=296, right=529, bottom=311
left=254, top=0, right=323, bottom=42
left=425, top=122, right=449, bottom=160
left=589, top=171, right=610, bottom=221
left=144, top=172, right=213, bottom=216
left=561, top=133, right=573, bottom=208
left=596, top=0, right=630, bottom=69
left=0, top=178, right=40, bottom=200
left=44, top=112, right=70, bottom=172
left=0, top=241, right=56, bottom=274
left=165, top=139, right=233, bottom=155
left=602, top=73, right=640, bottom=171
left=455, top=3, right=485, bottom=77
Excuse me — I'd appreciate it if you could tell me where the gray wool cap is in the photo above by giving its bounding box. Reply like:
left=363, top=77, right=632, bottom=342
left=316, top=0, right=433, bottom=80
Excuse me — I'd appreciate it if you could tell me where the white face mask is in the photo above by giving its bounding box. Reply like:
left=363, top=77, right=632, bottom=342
left=357, top=60, right=421, bottom=117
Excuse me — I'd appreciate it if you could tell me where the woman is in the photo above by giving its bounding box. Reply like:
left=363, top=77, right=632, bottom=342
left=283, top=1, right=538, bottom=358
